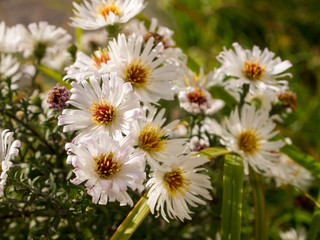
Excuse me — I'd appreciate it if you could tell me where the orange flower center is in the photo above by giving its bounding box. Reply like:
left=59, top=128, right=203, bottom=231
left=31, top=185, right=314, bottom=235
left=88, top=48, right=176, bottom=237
left=94, top=152, right=122, bottom=179
left=164, top=169, right=190, bottom=197
left=125, top=59, right=151, bottom=88
left=96, top=1, right=120, bottom=20
left=243, top=57, right=266, bottom=80
left=238, top=128, right=262, bottom=155
left=92, top=48, right=110, bottom=69
left=187, top=88, right=207, bottom=105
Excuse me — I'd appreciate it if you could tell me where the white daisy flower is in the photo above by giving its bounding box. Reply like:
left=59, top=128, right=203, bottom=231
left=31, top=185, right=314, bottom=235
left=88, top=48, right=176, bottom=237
left=0, top=54, right=21, bottom=87
left=66, top=132, right=145, bottom=206
left=58, top=73, right=142, bottom=143
left=131, top=107, right=187, bottom=169
left=0, top=129, right=21, bottom=197
left=217, top=42, right=292, bottom=93
left=64, top=48, right=111, bottom=81
left=264, top=153, right=313, bottom=191
left=124, top=18, right=187, bottom=79
left=177, top=68, right=224, bottom=115
left=147, top=152, right=212, bottom=222
left=70, top=0, right=145, bottom=30
left=108, top=33, right=177, bottom=104
left=280, top=228, right=306, bottom=240
left=17, top=21, right=72, bottom=58
left=0, top=22, right=21, bottom=53
left=219, top=104, right=285, bottom=174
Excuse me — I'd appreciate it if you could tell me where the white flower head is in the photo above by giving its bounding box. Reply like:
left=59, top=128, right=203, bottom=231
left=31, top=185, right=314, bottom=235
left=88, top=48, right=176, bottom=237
left=219, top=104, right=285, bottom=174
left=58, top=73, right=142, bottom=143
left=70, top=0, right=145, bottom=30
left=0, top=54, right=21, bottom=84
left=0, top=129, right=21, bottom=197
left=177, top=68, right=225, bottom=115
left=66, top=132, right=145, bottom=206
left=131, top=107, right=187, bottom=169
left=0, top=22, right=21, bottom=53
left=108, top=33, right=177, bottom=104
left=280, top=228, right=306, bottom=240
left=17, top=22, right=72, bottom=58
left=64, top=48, right=111, bottom=81
left=147, top=152, right=213, bottom=222
left=217, top=42, right=292, bottom=94
left=265, top=153, right=314, bottom=191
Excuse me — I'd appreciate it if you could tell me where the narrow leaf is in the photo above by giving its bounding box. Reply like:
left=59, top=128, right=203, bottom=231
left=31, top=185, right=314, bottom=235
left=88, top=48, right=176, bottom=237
left=198, top=147, right=232, bottom=159
left=281, top=144, right=320, bottom=179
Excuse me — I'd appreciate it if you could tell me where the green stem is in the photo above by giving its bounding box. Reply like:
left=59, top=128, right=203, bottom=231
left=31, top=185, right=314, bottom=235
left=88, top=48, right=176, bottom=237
left=111, top=191, right=150, bottom=240
left=307, top=190, right=320, bottom=240
left=75, top=28, right=83, bottom=52
left=249, top=167, right=267, bottom=240
left=221, top=154, right=244, bottom=240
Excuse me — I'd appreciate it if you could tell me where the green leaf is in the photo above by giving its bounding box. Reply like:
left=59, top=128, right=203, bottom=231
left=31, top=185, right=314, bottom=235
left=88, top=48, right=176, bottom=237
left=38, top=65, right=71, bottom=89
left=281, top=144, right=320, bottom=179
left=307, top=190, right=320, bottom=240
left=198, top=147, right=232, bottom=159
left=221, top=154, right=244, bottom=240
left=249, top=168, right=267, bottom=240
left=111, top=191, right=150, bottom=240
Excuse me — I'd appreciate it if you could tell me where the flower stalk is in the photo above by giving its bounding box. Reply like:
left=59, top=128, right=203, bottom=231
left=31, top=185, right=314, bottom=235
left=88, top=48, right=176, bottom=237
left=111, top=190, right=150, bottom=240
left=221, top=154, right=244, bottom=240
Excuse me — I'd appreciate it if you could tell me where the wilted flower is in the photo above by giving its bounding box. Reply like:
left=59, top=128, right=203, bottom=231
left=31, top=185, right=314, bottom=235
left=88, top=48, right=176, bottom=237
left=47, top=84, right=71, bottom=111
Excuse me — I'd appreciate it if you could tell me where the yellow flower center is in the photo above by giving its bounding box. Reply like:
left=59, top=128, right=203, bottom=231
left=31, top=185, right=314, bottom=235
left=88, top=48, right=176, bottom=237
left=238, top=128, right=262, bottom=155
left=138, top=123, right=167, bottom=153
left=94, top=152, right=122, bottom=179
left=164, top=169, right=190, bottom=197
left=89, top=98, right=115, bottom=125
left=96, top=1, right=120, bottom=20
left=243, top=56, right=266, bottom=80
left=187, top=88, right=207, bottom=105
left=125, top=59, right=151, bottom=88
left=91, top=48, right=110, bottom=69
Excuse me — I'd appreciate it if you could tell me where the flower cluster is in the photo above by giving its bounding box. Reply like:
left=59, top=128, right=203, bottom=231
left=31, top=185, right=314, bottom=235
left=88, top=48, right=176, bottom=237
left=0, top=0, right=314, bottom=235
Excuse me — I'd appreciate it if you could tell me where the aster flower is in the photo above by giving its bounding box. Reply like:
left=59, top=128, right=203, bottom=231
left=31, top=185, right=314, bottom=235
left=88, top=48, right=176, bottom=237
left=17, top=21, right=72, bottom=58
left=66, top=132, right=145, bottom=206
left=0, top=21, right=21, bottom=53
left=70, top=0, right=145, bottom=30
left=264, top=153, right=313, bottom=191
left=177, top=68, right=224, bottom=115
left=58, top=73, right=142, bottom=143
left=279, top=228, right=306, bottom=240
left=64, top=48, right=111, bottom=81
left=47, top=84, right=71, bottom=111
left=108, top=34, right=177, bottom=104
left=219, top=104, right=285, bottom=174
left=0, top=129, right=21, bottom=197
left=217, top=42, right=292, bottom=93
left=0, top=54, right=21, bottom=87
left=131, top=107, right=187, bottom=169
left=147, top=152, right=213, bottom=222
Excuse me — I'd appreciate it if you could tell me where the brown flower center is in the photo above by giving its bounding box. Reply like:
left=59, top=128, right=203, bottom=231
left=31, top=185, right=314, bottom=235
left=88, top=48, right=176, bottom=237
left=139, top=123, right=167, bottom=153
left=187, top=88, right=207, bottom=105
left=164, top=169, right=190, bottom=197
left=94, top=152, right=122, bottom=179
left=89, top=98, right=115, bottom=125
left=243, top=57, right=266, bottom=80
left=125, top=59, right=151, bottom=88
left=238, top=128, right=261, bottom=155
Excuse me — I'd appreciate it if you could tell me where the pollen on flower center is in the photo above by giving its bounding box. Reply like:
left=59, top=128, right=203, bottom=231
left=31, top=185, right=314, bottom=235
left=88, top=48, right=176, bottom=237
left=243, top=57, right=266, bottom=80
left=139, top=123, right=167, bottom=153
left=92, top=48, right=110, bottom=69
left=125, top=59, right=151, bottom=88
left=96, top=1, right=120, bottom=20
left=94, top=152, right=122, bottom=179
left=164, top=169, right=190, bottom=197
left=238, top=128, right=261, bottom=155
left=89, top=98, right=115, bottom=125
left=187, top=88, right=207, bottom=105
